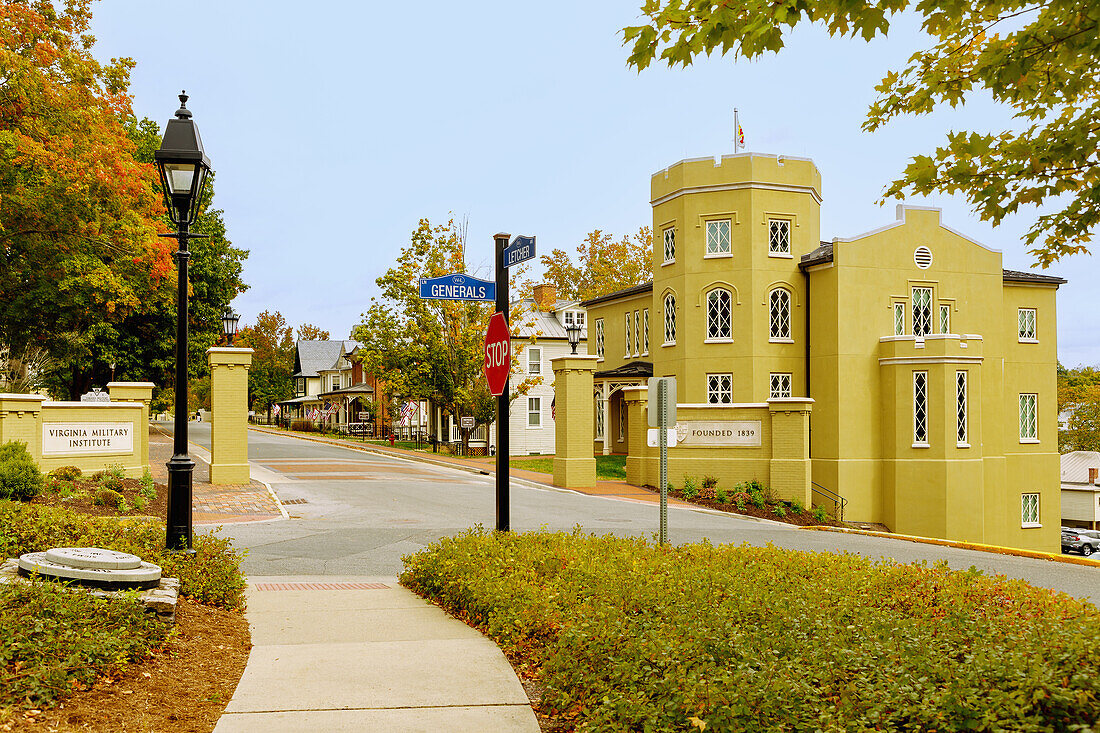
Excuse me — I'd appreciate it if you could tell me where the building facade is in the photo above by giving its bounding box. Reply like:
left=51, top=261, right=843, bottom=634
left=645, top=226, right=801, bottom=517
left=583, top=153, right=1064, bottom=552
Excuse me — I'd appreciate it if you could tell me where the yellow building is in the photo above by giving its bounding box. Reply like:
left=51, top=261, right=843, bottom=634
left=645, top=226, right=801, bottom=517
left=583, top=154, right=1064, bottom=552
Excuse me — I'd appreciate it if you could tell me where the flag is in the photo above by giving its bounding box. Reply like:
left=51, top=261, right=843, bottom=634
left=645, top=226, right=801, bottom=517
left=737, top=122, right=745, bottom=148
left=272, top=403, right=281, bottom=417
left=400, top=401, right=416, bottom=424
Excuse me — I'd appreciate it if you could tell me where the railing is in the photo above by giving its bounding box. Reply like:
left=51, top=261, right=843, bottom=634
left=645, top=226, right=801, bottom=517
left=811, top=481, right=847, bottom=522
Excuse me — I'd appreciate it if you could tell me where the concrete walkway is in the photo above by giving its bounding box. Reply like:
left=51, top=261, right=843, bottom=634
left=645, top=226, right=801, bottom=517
left=213, top=576, right=539, bottom=733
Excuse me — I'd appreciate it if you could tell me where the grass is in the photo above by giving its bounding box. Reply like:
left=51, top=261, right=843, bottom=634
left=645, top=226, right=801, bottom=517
left=509, top=454, right=626, bottom=480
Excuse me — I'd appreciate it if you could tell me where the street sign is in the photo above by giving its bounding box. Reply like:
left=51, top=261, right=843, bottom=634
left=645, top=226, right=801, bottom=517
left=419, top=273, right=496, bottom=301
left=503, top=235, right=536, bottom=268
left=647, top=377, right=677, bottom=427
left=484, top=312, right=511, bottom=396
left=460, top=416, right=475, bottom=429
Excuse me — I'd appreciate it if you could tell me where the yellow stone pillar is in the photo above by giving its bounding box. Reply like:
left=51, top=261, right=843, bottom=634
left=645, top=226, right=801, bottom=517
left=108, top=382, right=154, bottom=472
left=0, top=394, right=45, bottom=462
left=206, top=347, right=253, bottom=485
left=621, top=386, right=650, bottom=488
left=551, top=354, right=599, bottom=489
left=767, top=398, right=814, bottom=505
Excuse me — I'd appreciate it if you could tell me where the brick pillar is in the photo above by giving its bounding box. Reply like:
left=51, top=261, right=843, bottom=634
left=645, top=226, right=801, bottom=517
left=621, top=386, right=650, bottom=488
left=0, top=394, right=45, bottom=462
left=767, top=398, right=813, bottom=504
left=206, top=347, right=253, bottom=484
left=108, top=382, right=154, bottom=472
left=551, top=354, right=599, bottom=488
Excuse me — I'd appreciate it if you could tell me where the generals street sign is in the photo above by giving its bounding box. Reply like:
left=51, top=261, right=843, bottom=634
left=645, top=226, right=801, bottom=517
left=419, top=273, right=496, bottom=302
left=483, top=312, right=511, bottom=396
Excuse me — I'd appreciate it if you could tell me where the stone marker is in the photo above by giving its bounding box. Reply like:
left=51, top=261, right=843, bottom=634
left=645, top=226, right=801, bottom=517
left=44, top=547, right=143, bottom=570
left=19, top=548, right=161, bottom=590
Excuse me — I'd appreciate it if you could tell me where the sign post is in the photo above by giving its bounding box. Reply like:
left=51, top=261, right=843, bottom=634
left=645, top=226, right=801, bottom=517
left=648, top=376, right=676, bottom=545
left=493, top=234, right=512, bottom=531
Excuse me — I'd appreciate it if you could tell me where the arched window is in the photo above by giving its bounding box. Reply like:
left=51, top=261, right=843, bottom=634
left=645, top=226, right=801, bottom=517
left=663, top=293, right=676, bottom=344
left=769, top=288, right=791, bottom=340
left=706, top=288, right=732, bottom=340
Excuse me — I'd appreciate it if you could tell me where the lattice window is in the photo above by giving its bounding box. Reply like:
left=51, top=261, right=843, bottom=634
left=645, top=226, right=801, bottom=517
left=664, top=294, right=676, bottom=344
left=769, top=288, right=791, bottom=340
left=894, top=303, right=905, bottom=336
left=595, top=319, right=604, bottom=358
left=912, top=287, right=932, bottom=336
left=634, top=311, right=640, bottom=355
left=956, top=371, right=967, bottom=445
left=706, top=220, right=731, bottom=255
left=528, top=347, right=541, bottom=375
left=707, top=289, right=732, bottom=340
left=768, top=219, right=790, bottom=255
left=707, top=373, right=733, bottom=404
left=618, top=402, right=625, bottom=442
left=642, top=309, right=649, bottom=354
left=595, top=393, right=605, bottom=439
left=1019, top=308, right=1036, bottom=340
left=1019, top=393, right=1037, bottom=440
left=1021, top=493, right=1040, bottom=526
left=663, top=228, right=676, bottom=263
left=770, top=373, right=792, bottom=398
left=940, top=304, right=951, bottom=334
left=624, top=313, right=631, bottom=357
left=528, top=397, right=541, bottom=427
left=914, top=371, right=928, bottom=444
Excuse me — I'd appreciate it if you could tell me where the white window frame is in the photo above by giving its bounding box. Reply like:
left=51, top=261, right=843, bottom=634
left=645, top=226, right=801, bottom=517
left=663, top=294, right=676, bottom=345
left=769, top=373, right=792, bottom=399
left=912, top=287, right=932, bottom=337
left=913, top=371, right=929, bottom=447
left=624, top=313, right=631, bottom=357
left=956, top=371, right=968, bottom=447
left=564, top=311, right=574, bottom=326
left=707, top=373, right=733, bottom=404
left=705, top=219, right=732, bottom=257
left=595, top=394, right=605, bottom=439
left=1019, top=308, right=1037, bottom=342
left=769, top=288, right=792, bottom=342
left=332, top=376, right=340, bottom=391
left=1021, top=493, right=1040, bottom=527
left=1019, top=393, right=1038, bottom=442
left=527, top=346, right=541, bottom=375
left=768, top=219, right=791, bottom=257
left=633, top=310, right=640, bottom=356
left=663, top=227, right=676, bottom=264
left=618, top=402, right=625, bottom=442
left=527, top=397, right=541, bottom=428
left=940, top=304, right=950, bottom=334
left=894, top=302, right=905, bottom=336
left=642, top=309, right=650, bottom=355
left=576, top=311, right=585, bottom=327
left=595, top=318, right=604, bottom=359
left=706, top=288, right=733, bottom=342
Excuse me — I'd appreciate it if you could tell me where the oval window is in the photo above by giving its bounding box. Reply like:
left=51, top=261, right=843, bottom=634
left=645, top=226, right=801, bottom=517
left=914, top=246, right=933, bottom=269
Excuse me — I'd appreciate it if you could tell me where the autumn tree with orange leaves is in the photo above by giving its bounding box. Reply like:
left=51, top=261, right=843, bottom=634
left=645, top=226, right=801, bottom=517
left=534, top=228, right=652, bottom=302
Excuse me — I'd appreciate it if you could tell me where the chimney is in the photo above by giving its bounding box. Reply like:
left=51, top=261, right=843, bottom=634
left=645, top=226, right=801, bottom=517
left=532, top=284, right=557, bottom=310
left=1090, top=467, right=1099, bottom=485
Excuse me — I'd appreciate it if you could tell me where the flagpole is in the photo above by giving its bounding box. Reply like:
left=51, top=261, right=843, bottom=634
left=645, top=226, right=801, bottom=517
left=734, top=108, right=740, bottom=154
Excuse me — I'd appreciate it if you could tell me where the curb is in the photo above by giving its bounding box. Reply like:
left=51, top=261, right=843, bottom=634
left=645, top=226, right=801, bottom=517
left=801, top=525, right=1100, bottom=568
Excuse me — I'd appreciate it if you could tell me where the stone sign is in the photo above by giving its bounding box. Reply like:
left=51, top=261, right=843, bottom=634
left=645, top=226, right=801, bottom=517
left=42, top=422, right=133, bottom=455
left=667, top=420, right=763, bottom=448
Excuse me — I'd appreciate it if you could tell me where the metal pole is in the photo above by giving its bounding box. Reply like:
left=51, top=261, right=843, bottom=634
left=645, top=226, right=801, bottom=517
left=494, top=233, right=510, bottom=532
left=166, top=220, right=194, bottom=552
left=734, top=108, right=740, bottom=154
left=659, top=379, right=668, bottom=545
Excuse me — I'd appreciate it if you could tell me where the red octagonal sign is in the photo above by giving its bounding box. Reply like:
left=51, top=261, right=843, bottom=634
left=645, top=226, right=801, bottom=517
left=484, top=312, right=511, bottom=396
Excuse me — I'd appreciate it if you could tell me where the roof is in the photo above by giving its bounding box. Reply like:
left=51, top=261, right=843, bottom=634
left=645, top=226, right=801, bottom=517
left=799, top=243, right=1067, bottom=285
left=595, top=361, right=653, bottom=379
left=292, top=340, right=360, bottom=377
left=580, top=282, right=654, bottom=308
left=510, top=299, right=586, bottom=340
left=1061, top=451, right=1100, bottom=483
left=319, top=383, right=375, bottom=398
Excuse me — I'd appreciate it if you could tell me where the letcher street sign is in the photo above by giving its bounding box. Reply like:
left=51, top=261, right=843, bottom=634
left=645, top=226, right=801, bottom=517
left=503, top=235, right=536, bottom=268
left=484, top=312, right=511, bottom=396
left=419, top=273, right=496, bottom=301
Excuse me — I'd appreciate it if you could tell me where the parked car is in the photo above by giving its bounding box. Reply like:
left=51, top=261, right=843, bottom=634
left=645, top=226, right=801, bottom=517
left=1061, top=527, right=1100, bottom=556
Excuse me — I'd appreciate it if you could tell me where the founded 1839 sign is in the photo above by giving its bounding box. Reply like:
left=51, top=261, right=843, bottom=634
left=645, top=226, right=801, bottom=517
left=647, top=420, right=762, bottom=448
left=42, top=423, right=133, bottom=456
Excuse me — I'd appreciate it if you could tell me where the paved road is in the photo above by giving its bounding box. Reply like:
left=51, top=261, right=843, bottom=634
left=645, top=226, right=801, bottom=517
left=184, top=424, right=1098, bottom=604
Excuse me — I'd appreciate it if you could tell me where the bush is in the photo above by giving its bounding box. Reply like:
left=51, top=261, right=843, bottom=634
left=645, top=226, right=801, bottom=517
left=699, top=484, right=716, bottom=500
left=701, top=475, right=718, bottom=489
left=791, top=498, right=805, bottom=514
left=139, top=467, right=156, bottom=500
left=715, top=488, right=728, bottom=504
left=93, top=487, right=124, bottom=509
left=773, top=503, right=787, bottom=517
left=750, top=490, right=766, bottom=508
left=0, top=442, right=43, bottom=501
left=731, top=492, right=749, bottom=512
left=812, top=505, right=829, bottom=523
left=681, top=476, right=698, bottom=499
left=401, top=530, right=1100, bottom=731
left=48, top=465, right=82, bottom=481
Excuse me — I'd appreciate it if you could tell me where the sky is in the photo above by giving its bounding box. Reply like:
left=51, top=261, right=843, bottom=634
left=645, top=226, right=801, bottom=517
left=88, top=0, right=1097, bottom=367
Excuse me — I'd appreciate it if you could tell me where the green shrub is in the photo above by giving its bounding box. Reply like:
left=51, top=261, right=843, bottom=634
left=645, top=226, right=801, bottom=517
left=750, top=490, right=766, bottom=508
left=731, top=492, right=749, bottom=511
left=715, top=488, right=728, bottom=504
left=401, top=530, right=1100, bottom=732
left=791, top=499, right=805, bottom=514
left=773, top=503, right=787, bottom=517
left=0, top=441, right=33, bottom=463
left=701, top=475, right=718, bottom=489
left=131, top=494, right=147, bottom=513
left=104, top=463, right=126, bottom=480
left=48, top=465, right=82, bottom=481
left=0, top=459, right=44, bottom=501
left=681, top=476, right=698, bottom=500
left=812, top=505, right=829, bottom=523
left=99, top=473, right=123, bottom=492
left=93, top=487, right=123, bottom=509
left=139, top=467, right=156, bottom=500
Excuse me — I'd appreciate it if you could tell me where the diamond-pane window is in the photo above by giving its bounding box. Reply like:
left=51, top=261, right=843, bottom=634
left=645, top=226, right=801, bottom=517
left=1021, top=493, right=1040, bottom=525
left=618, top=402, right=625, bottom=442
left=956, top=371, right=967, bottom=445
left=1019, top=308, right=1036, bottom=340
left=769, top=289, right=791, bottom=340
left=1020, top=393, right=1037, bottom=440
left=595, top=318, right=604, bottom=358
left=914, top=371, right=928, bottom=444
left=770, top=373, right=792, bottom=398
left=663, top=228, right=676, bottom=263
left=595, top=393, right=605, bottom=438
left=894, top=303, right=905, bottom=336
left=707, top=289, right=732, bottom=340
left=624, top=313, right=631, bottom=357
left=940, top=304, right=951, bottom=334
left=642, top=309, right=649, bottom=354
left=912, top=287, right=932, bottom=336
left=706, top=220, right=731, bottom=255
left=634, top=311, right=640, bottom=355
left=769, top=220, right=790, bottom=254
left=707, top=374, right=732, bottom=404
left=664, top=294, right=676, bottom=344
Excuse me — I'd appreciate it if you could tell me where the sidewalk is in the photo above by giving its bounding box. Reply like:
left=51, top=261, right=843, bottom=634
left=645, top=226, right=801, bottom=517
left=213, top=577, right=538, bottom=733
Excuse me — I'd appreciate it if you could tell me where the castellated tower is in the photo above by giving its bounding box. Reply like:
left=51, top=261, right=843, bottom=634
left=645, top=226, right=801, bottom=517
left=649, top=154, right=822, bottom=404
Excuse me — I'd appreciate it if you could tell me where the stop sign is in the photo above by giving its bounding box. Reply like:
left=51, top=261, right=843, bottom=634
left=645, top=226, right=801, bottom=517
left=484, top=312, right=510, bottom=396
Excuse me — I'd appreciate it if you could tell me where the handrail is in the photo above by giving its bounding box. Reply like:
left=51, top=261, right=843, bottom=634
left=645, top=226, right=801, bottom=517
left=811, top=481, right=847, bottom=522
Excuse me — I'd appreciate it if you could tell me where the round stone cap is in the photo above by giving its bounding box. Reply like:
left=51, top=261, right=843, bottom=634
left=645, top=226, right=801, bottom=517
left=19, top=552, right=161, bottom=588
left=45, top=547, right=142, bottom=570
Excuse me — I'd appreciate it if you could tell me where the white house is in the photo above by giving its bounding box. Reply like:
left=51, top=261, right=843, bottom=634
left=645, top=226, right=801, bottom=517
left=1060, top=450, right=1100, bottom=530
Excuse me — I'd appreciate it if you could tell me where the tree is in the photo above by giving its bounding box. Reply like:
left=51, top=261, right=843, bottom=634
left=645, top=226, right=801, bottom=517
left=237, top=311, right=295, bottom=418
left=296, top=324, right=330, bottom=341
left=623, top=1, right=1099, bottom=266
left=1058, top=363, right=1100, bottom=452
left=533, top=227, right=652, bottom=301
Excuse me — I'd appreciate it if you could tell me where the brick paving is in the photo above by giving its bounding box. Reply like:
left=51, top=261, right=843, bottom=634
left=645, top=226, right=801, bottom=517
left=148, top=424, right=283, bottom=524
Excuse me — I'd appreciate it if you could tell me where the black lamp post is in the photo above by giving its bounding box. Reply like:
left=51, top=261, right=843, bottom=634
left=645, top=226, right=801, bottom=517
left=565, top=322, right=582, bottom=355
left=154, top=91, right=211, bottom=552
left=222, top=310, right=240, bottom=347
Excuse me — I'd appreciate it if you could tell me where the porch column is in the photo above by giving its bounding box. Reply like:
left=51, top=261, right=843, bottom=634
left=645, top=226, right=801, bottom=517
left=207, top=347, right=253, bottom=484
left=551, top=354, right=599, bottom=489
left=601, top=382, right=611, bottom=456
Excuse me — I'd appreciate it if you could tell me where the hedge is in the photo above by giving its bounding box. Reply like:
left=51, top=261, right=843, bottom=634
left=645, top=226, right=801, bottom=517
left=401, top=529, right=1100, bottom=732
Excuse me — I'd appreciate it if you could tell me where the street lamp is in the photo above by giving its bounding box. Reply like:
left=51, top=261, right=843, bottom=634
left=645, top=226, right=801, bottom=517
left=155, top=91, right=211, bottom=552
left=565, top=322, right=582, bottom=355
left=222, top=310, right=240, bottom=347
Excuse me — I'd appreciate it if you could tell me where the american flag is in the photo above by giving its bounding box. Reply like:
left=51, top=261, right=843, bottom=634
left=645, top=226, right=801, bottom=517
left=309, top=407, right=320, bottom=420
left=400, top=401, right=416, bottom=423
left=272, top=403, right=281, bottom=417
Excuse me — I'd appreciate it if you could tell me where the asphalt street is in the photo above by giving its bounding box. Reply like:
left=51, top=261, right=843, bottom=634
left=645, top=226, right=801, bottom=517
left=184, top=424, right=1098, bottom=604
